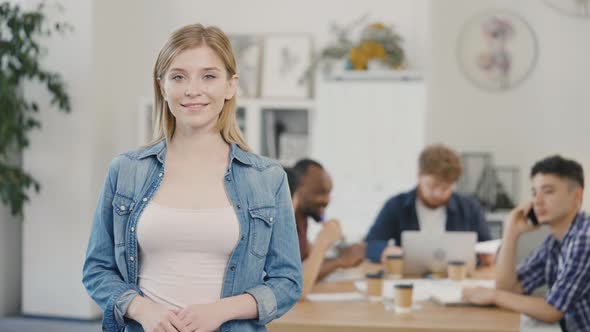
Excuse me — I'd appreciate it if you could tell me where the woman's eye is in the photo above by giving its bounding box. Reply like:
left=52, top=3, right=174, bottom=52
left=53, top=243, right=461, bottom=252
left=172, top=75, right=184, bottom=81
left=204, top=74, right=216, bottom=80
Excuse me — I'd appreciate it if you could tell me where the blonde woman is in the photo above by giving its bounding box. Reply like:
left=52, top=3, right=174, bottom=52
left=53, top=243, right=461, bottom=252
left=83, top=24, right=302, bottom=332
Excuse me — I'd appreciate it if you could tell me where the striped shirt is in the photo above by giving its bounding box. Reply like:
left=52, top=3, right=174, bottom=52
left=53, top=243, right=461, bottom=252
left=517, top=212, right=590, bottom=332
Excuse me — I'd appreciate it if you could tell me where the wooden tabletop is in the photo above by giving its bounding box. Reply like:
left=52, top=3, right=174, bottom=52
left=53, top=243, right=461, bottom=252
left=268, top=263, right=520, bottom=332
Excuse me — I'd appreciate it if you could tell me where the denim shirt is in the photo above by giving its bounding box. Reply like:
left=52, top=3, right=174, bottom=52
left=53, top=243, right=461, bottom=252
left=82, top=140, right=302, bottom=332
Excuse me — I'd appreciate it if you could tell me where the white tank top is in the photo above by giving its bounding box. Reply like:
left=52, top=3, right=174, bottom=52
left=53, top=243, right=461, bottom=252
left=136, top=201, right=240, bottom=309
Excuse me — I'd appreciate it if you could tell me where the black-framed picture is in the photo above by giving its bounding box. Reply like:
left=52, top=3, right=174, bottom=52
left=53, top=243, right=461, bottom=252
left=544, top=0, right=590, bottom=18
left=261, top=34, right=313, bottom=99
left=229, top=35, right=262, bottom=98
left=457, top=10, right=538, bottom=91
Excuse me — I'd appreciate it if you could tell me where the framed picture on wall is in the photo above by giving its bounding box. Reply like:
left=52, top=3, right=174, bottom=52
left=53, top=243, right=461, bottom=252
left=229, top=35, right=262, bottom=98
left=457, top=10, right=538, bottom=91
left=544, top=0, right=590, bottom=18
left=261, top=34, right=313, bottom=99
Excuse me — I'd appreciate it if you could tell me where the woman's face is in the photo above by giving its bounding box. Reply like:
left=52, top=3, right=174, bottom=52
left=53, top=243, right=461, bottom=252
left=160, top=45, right=237, bottom=134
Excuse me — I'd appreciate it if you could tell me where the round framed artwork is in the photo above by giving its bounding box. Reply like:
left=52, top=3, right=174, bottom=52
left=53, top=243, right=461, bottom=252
left=543, top=0, right=590, bottom=18
left=457, top=10, right=538, bottom=92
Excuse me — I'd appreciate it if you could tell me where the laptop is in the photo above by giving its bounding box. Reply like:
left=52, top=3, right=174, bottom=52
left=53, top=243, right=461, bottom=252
left=401, top=231, right=477, bottom=277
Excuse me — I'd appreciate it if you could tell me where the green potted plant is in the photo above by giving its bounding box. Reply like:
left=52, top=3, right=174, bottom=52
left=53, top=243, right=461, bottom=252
left=0, top=2, right=71, bottom=217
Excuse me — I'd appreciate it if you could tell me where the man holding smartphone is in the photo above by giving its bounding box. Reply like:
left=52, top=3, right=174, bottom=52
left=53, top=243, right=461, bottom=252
left=463, top=155, right=589, bottom=332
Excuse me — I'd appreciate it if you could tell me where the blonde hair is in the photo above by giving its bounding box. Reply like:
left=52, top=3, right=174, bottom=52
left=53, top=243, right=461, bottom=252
left=148, top=23, right=249, bottom=150
left=418, top=144, right=463, bottom=182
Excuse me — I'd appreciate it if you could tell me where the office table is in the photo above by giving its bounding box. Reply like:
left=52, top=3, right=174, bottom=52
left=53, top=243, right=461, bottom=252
left=268, top=264, right=520, bottom=332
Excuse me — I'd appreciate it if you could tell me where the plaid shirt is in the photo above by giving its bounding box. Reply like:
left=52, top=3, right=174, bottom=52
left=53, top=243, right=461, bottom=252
left=517, top=212, right=590, bottom=332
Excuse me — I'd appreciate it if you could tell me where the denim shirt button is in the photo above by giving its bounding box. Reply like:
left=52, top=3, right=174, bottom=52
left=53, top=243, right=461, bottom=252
left=131, top=227, right=135, bottom=232
left=158, top=172, right=163, bottom=177
left=237, top=204, right=241, bottom=209
left=230, top=266, right=235, bottom=272
left=142, top=198, right=147, bottom=202
left=240, top=235, right=245, bottom=241
left=225, top=176, right=231, bottom=182
left=129, top=256, right=134, bottom=261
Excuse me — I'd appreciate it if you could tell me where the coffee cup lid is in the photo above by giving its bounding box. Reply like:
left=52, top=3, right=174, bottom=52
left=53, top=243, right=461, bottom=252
left=394, top=283, right=413, bottom=289
left=366, top=270, right=385, bottom=279
left=447, top=260, right=465, bottom=266
left=386, top=254, right=403, bottom=259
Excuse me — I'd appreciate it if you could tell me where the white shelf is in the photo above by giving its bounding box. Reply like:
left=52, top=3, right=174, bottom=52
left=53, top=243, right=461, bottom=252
left=323, top=69, right=424, bottom=81
left=237, top=97, right=315, bottom=110
left=235, top=98, right=315, bottom=161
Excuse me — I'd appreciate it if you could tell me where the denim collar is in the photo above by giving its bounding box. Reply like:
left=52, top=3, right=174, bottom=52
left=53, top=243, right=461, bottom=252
left=138, top=139, right=254, bottom=167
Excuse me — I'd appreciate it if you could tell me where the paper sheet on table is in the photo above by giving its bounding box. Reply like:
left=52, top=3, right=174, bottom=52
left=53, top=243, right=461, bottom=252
left=475, top=239, right=502, bottom=254
left=321, top=268, right=365, bottom=283
left=354, top=279, right=495, bottom=304
left=306, top=292, right=365, bottom=302
left=520, top=314, right=561, bottom=332
left=430, top=279, right=495, bottom=305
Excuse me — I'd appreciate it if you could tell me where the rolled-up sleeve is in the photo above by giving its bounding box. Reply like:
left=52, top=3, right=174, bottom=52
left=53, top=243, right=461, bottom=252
left=245, top=170, right=302, bottom=325
left=114, top=289, right=140, bottom=326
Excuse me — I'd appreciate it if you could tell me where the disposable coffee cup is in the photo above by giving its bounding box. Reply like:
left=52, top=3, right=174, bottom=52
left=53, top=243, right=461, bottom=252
left=447, top=260, right=467, bottom=281
left=393, top=283, right=414, bottom=313
left=429, top=260, right=447, bottom=276
left=366, top=270, right=384, bottom=301
left=385, top=254, right=404, bottom=279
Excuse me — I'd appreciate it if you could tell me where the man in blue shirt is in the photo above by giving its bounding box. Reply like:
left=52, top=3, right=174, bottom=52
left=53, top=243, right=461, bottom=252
left=463, top=155, right=589, bottom=332
left=365, top=144, right=492, bottom=264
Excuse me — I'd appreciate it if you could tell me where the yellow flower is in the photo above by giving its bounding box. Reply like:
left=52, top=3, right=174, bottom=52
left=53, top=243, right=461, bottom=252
left=350, top=47, right=369, bottom=70
left=369, top=22, right=386, bottom=30
left=360, top=41, right=386, bottom=59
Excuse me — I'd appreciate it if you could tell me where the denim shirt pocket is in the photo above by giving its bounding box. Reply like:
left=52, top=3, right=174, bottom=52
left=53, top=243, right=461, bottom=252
left=112, top=192, right=136, bottom=248
left=248, top=205, right=276, bottom=258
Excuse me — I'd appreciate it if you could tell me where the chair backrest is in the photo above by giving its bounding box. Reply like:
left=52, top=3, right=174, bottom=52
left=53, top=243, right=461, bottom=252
left=517, top=227, right=551, bottom=295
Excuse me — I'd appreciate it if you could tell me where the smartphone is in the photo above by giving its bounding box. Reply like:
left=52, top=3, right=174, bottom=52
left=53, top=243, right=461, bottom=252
left=527, top=208, right=539, bottom=226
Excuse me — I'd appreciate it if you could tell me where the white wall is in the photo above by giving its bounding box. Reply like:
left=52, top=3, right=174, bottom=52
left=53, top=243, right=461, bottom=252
left=313, top=79, right=426, bottom=241
left=21, top=0, right=100, bottom=318
left=426, top=0, right=590, bottom=210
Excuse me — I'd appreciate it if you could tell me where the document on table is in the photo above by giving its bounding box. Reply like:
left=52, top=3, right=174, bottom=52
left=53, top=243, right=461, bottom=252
left=430, top=279, right=495, bottom=305
left=353, top=279, right=495, bottom=305
left=321, top=268, right=366, bottom=283
left=520, top=314, right=561, bottom=332
left=306, top=292, right=366, bottom=302
left=475, top=239, right=502, bottom=254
